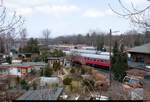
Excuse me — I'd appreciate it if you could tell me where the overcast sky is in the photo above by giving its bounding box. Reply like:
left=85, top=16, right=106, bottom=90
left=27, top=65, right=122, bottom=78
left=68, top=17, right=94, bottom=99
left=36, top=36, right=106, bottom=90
left=3, top=0, right=150, bottom=38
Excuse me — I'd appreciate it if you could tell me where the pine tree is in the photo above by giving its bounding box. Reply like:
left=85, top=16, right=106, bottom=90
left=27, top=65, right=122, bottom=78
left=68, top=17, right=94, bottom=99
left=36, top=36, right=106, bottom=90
left=53, top=61, right=61, bottom=72
left=21, top=38, right=40, bottom=53
left=44, top=66, right=53, bottom=77
left=111, top=41, right=127, bottom=82
left=6, top=56, right=12, bottom=64
left=96, top=35, right=104, bottom=51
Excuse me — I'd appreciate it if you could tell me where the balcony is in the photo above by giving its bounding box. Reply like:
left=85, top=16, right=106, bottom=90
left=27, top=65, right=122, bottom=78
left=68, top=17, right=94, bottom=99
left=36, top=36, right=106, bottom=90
left=128, top=61, right=150, bottom=71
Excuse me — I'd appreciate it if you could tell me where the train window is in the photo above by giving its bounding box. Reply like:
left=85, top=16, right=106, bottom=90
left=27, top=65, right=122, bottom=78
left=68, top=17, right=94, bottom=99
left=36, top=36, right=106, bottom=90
left=101, top=60, right=104, bottom=62
left=94, top=59, right=96, bottom=61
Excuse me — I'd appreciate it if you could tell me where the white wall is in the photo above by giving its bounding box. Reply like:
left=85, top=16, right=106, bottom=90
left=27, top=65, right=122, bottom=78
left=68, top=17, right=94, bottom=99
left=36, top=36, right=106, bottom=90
left=40, top=77, right=59, bottom=86
left=9, top=67, right=21, bottom=76
left=12, top=60, right=22, bottom=64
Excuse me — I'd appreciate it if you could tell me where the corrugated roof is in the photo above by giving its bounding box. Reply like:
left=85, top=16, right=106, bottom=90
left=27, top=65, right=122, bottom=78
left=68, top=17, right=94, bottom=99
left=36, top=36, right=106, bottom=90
left=80, top=53, right=110, bottom=60
left=70, top=49, right=97, bottom=54
left=128, top=43, right=150, bottom=54
left=17, top=87, right=63, bottom=100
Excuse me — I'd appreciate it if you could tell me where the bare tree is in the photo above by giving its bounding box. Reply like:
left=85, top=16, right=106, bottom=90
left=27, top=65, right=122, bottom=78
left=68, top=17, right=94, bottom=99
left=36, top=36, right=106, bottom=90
left=0, top=6, right=24, bottom=54
left=20, top=28, right=27, bottom=49
left=108, top=0, right=150, bottom=30
left=42, top=29, right=51, bottom=46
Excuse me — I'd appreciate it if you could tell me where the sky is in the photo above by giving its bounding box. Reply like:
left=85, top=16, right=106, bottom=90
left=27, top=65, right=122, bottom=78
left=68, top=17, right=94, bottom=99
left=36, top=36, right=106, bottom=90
left=3, top=0, right=150, bottom=38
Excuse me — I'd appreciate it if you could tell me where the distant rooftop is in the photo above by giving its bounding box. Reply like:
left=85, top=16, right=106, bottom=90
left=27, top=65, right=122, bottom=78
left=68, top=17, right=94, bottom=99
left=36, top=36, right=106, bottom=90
left=0, top=62, right=46, bottom=68
left=22, top=62, right=47, bottom=66
left=17, top=87, right=63, bottom=100
left=47, top=57, right=64, bottom=60
left=128, top=43, right=150, bottom=54
left=18, top=53, right=32, bottom=55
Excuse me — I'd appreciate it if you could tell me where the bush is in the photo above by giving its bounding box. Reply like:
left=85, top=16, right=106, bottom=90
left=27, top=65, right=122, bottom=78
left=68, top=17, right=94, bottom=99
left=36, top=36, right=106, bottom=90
left=44, top=67, right=53, bottom=77
left=70, top=68, right=75, bottom=74
left=20, top=78, right=29, bottom=90
left=6, top=56, right=12, bottom=64
left=81, top=68, right=85, bottom=75
left=63, top=77, right=72, bottom=85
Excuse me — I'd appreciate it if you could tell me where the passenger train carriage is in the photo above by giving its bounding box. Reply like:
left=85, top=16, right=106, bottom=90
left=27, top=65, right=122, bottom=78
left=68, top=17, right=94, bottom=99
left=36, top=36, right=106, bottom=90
left=69, top=49, right=111, bottom=70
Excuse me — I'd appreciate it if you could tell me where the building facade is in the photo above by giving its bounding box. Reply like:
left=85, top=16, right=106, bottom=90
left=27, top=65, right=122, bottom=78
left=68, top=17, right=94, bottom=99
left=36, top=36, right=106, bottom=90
left=128, top=43, right=150, bottom=72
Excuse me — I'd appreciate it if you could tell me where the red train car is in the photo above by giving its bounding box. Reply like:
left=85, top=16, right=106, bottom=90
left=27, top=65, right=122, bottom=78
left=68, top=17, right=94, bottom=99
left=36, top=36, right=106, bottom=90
left=70, top=49, right=110, bottom=69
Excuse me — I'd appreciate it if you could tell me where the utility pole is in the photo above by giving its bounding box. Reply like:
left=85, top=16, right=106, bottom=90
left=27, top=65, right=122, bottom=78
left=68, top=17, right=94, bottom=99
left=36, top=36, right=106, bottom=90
left=109, top=29, right=112, bottom=100
left=109, top=29, right=112, bottom=87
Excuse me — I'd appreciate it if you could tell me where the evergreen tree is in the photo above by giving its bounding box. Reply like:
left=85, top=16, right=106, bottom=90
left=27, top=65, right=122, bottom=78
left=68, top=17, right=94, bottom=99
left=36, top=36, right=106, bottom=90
left=20, top=38, right=40, bottom=53
left=6, top=56, right=12, bottom=64
left=20, top=78, right=29, bottom=90
left=50, top=49, right=65, bottom=57
left=96, top=35, right=104, bottom=51
left=40, top=68, right=44, bottom=76
left=70, top=68, right=75, bottom=74
left=44, top=66, right=53, bottom=77
left=53, top=61, right=61, bottom=72
left=63, top=77, right=72, bottom=85
left=111, top=41, right=127, bottom=82
left=40, top=50, right=50, bottom=62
